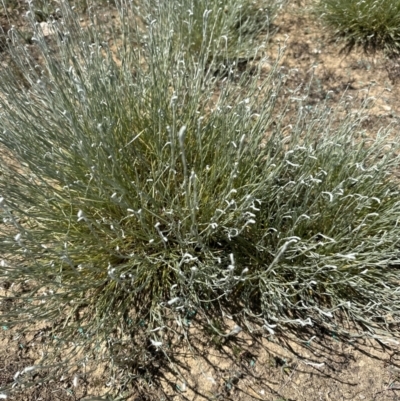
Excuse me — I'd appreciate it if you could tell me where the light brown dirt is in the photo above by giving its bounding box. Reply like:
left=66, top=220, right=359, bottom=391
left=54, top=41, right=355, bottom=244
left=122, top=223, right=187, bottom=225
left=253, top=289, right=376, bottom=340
left=266, top=0, right=400, bottom=135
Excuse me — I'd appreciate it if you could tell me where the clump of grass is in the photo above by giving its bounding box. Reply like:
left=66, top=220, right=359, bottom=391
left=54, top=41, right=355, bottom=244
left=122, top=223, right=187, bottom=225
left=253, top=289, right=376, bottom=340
left=137, top=0, right=284, bottom=65
left=315, top=0, right=400, bottom=54
left=1, top=0, right=400, bottom=395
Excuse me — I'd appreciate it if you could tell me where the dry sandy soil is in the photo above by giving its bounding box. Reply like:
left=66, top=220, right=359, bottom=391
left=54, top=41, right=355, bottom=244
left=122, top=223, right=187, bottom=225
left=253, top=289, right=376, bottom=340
left=1, top=0, right=400, bottom=400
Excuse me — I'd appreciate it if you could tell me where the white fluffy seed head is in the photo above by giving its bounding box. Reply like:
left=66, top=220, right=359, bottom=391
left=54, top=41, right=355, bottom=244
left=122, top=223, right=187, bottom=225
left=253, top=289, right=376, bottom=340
left=150, top=339, right=162, bottom=347
left=167, top=297, right=180, bottom=305
left=178, top=125, right=187, bottom=144
left=77, top=210, right=85, bottom=221
left=22, top=366, right=36, bottom=374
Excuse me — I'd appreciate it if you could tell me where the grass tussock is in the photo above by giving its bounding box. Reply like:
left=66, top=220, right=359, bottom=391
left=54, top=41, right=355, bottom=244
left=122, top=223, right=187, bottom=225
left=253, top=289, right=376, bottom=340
left=0, top=0, right=400, bottom=394
left=315, top=0, right=400, bottom=54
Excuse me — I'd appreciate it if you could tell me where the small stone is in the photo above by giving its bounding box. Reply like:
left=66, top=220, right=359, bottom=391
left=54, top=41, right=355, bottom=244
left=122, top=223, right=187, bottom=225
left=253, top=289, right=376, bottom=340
left=39, top=22, right=52, bottom=37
